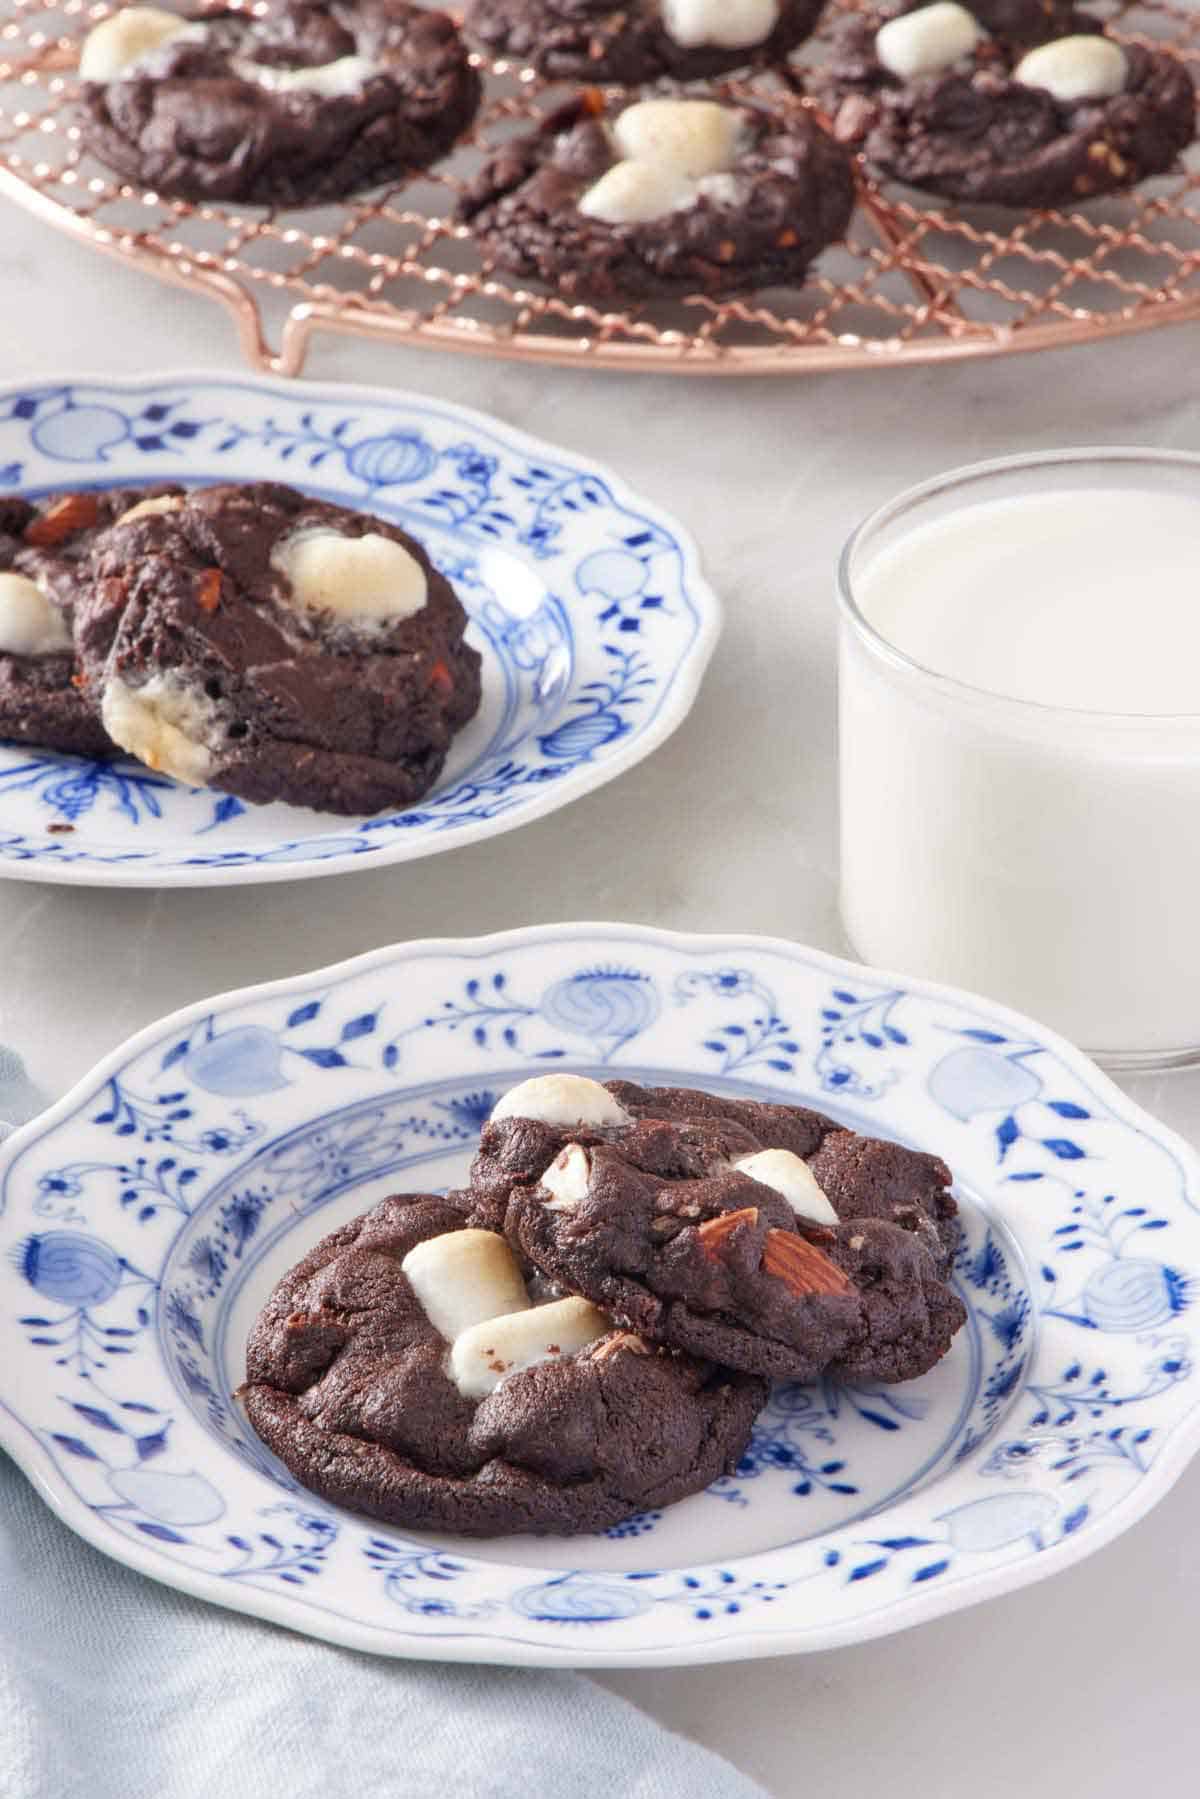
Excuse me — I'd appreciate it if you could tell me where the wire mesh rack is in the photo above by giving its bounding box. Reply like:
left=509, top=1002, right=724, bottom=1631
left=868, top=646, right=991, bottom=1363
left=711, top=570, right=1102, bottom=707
left=1, top=0, right=1199, bottom=376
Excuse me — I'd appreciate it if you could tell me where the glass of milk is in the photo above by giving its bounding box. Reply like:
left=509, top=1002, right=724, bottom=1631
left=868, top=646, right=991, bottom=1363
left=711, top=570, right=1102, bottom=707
left=839, top=448, right=1200, bottom=1069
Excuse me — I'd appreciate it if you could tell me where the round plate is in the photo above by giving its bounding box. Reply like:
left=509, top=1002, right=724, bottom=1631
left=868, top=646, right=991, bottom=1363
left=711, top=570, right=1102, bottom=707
left=3, top=925, right=1198, bottom=1666
left=0, top=373, right=718, bottom=886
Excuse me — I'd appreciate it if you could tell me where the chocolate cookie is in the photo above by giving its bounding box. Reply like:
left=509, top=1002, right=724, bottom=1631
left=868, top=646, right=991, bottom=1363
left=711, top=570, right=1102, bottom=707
left=78, top=1, right=481, bottom=207
left=0, top=487, right=181, bottom=758
left=469, top=1075, right=966, bottom=1383
left=465, top=0, right=823, bottom=86
left=819, top=1, right=1195, bottom=207
left=73, top=483, right=482, bottom=815
left=460, top=90, right=856, bottom=301
left=241, top=1193, right=767, bottom=1537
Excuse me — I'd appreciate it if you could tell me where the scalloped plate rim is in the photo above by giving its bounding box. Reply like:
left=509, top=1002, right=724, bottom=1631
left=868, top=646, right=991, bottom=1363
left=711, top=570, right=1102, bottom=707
left=2, top=923, right=1199, bottom=1665
left=0, top=368, right=721, bottom=889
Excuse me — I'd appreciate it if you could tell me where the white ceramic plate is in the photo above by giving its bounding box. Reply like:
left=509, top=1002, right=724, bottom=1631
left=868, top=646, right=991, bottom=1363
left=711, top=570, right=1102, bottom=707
left=2, top=924, right=1198, bottom=1666
left=0, top=374, right=718, bottom=886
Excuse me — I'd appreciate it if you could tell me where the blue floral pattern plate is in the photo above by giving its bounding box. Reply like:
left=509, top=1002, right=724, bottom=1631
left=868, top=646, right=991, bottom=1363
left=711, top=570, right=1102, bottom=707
left=2, top=924, right=1198, bottom=1667
left=0, top=375, right=718, bottom=887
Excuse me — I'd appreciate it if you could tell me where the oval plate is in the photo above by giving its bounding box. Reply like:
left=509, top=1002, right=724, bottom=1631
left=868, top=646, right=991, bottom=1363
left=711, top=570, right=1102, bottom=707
left=2, top=924, right=1198, bottom=1666
left=0, top=374, right=718, bottom=886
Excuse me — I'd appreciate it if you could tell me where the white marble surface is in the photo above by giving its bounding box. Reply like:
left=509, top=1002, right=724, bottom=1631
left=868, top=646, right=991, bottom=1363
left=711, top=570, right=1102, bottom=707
left=3, top=203, right=1200, bottom=1796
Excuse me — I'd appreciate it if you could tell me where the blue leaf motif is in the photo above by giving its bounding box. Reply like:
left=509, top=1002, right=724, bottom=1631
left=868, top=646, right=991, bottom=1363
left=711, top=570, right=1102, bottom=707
left=50, top=1434, right=100, bottom=1460
left=912, top=1561, right=951, bottom=1582
left=136, top=1431, right=169, bottom=1461
left=135, top=1522, right=188, bottom=1545
left=340, top=1014, right=378, bottom=1042
left=287, top=1002, right=321, bottom=1028
left=71, top=1404, right=123, bottom=1433
left=1047, top=1101, right=1090, bottom=1120
left=996, top=1116, right=1020, bottom=1161
left=297, top=1048, right=348, bottom=1069
left=1043, top=1138, right=1085, bottom=1160
left=848, top=1559, right=889, bottom=1582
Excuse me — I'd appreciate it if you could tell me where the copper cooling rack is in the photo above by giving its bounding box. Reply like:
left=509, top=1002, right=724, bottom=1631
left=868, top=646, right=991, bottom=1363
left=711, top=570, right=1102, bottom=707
left=1, top=0, right=1199, bottom=376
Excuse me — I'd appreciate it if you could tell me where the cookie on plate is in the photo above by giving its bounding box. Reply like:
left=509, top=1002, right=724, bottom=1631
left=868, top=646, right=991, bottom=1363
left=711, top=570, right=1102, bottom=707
left=77, top=1, right=481, bottom=207
left=73, top=482, right=482, bottom=815
left=460, top=90, right=856, bottom=301
left=241, top=1193, right=767, bottom=1536
left=468, top=1075, right=966, bottom=1383
left=0, top=487, right=181, bottom=758
left=465, top=0, right=824, bottom=86
left=819, top=0, right=1195, bottom=207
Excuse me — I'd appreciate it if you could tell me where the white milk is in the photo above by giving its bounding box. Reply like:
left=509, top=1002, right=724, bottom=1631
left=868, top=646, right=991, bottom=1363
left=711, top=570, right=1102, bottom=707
left=839, top=476, right=1200, bottom=1060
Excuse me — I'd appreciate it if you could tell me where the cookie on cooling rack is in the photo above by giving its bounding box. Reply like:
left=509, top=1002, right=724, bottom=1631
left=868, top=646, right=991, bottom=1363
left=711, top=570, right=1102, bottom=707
left=77, top=1, right=481, bottom=207
left=240, top=1192, right=767, bottom=1536
left=71, top=482, right=482, bottom=815
left=0, top=487, right=185, bottom=759
left=464, top=0, right=824, bottom=85
left=467, top=1075, right=967, bottom=1384
left=459, top=90, right=856, bottom=301
left=818, top=0, right=1196, bottom=207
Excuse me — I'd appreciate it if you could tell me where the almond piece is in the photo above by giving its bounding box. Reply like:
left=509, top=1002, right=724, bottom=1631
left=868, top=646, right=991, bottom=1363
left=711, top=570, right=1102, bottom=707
left=196, top=568, right=223, bottom=613
left=697, top=1206, right=760, bottom=1258
left=761, top=1229, right=855, bottom=1298
left=23, top=493, right=101, bottom=547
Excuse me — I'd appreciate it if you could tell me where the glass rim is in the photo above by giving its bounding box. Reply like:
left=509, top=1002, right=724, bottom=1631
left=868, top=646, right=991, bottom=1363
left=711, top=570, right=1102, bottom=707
left=837, top=445, right=1200, bottom=727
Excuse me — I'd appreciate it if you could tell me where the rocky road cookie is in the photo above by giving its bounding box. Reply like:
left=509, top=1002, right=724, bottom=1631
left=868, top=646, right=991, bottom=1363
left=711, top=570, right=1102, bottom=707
left=78, top=1, right=481, bottom=206
left=460, top=90, right=856, bottom=301
left=241, top=1193, right=767, bottom=1536
left=819, top=0, right=1195, bottom=207
left=469, top=1075, right=966, bottom=1383
left=0, top=487, right=182, bottom=758
left=465, top=0, right=824, bottom=86
left=73, top=482, right=482, bottom=815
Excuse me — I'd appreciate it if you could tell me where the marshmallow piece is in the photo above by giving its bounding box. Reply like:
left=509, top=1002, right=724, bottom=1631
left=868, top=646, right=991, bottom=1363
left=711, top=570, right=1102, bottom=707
left=875, top=3, right=985, bottom=80
left=79, top=7, right=196, bottom=81
left=234, top=54, right=378, bottom=98
left=450, top=1296, right=611, bottom=1400
left=401, top=1229, right=530, bottom=1343
left=116, top=495, right=184, bottom=526
left=0, top=573, right=72, bottom=658
left=100, top=673, right=216, bottom=785
left=578, top=159, right=696, bottom=225
left=1013, top=35, right=1128, bottom=105
left=661, top=0, right=780, bottom=50
left=612, top=99, right=743, bottom=180
left=489, top=1074, right=631, bottom=1129
left=733, top=1149, right=839, bottom=1228
left=271, top=527, right=428, bottom=627
left=541, top=1143, right=592, bottom=1212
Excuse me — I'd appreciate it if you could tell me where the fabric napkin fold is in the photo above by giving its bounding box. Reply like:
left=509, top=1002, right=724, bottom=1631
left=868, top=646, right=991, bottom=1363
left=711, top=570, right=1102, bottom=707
left=0, top=1055, right=768, bottom=1799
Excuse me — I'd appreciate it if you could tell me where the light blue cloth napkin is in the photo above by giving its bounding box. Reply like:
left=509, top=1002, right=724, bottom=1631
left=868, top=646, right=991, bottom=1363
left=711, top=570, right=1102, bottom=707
left=0, top=1055, right=767, bottom=1799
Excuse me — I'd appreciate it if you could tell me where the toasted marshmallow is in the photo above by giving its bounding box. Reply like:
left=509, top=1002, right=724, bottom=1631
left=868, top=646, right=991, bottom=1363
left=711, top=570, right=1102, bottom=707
left=578, top=159, right=696, bottom=225
left=100, top=673, right=215, bottom=784
left=401, top=1229, right=530, bottom=1343
left=79, top=7, right=198, bottom=82
left=661, top=0, right=781, bottom=50
left=541, top=1143, right=592, bottom=1212
left=1012, top=35, right=1127, bottom=105
left=234, top=54, right=377, bottom=97
left=0, top=573, right=72, bottom=658
left=271, top=527, right=428, bottom=627
left=875, top=3, right=985, bottom=80
left=489, top=1074, right=631, bottom=1130
left=733, top=1149, right=838, bottom=1227
left=449, top=1296, right=611, bottom=1400
left=611, top=98, right=743, bottom=179
left=116, top=495, right=184, bottom=526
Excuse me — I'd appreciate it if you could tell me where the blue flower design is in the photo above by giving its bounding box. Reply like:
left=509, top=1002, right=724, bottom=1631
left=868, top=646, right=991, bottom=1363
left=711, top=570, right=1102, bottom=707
left=20, top=1231, right=122, bottom=1306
